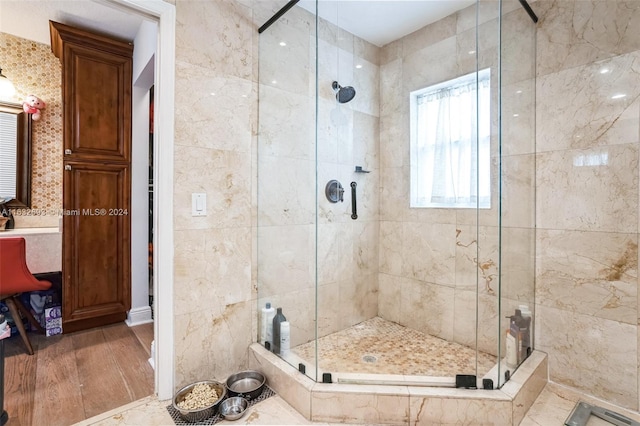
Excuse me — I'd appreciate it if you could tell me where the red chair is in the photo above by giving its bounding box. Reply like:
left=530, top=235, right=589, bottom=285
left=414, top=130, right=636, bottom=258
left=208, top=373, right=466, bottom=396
left=0, top=238, right=52, bottom=355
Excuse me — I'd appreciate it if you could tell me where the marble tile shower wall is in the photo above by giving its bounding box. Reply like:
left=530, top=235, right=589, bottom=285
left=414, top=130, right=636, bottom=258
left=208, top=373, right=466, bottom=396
left=256, top=4, right=381, bottom=348
left=255, top=4, right=317, bottom=349
left=377, top=1, right=535, bottom=360
left=532, top=0, right=640, bottom=412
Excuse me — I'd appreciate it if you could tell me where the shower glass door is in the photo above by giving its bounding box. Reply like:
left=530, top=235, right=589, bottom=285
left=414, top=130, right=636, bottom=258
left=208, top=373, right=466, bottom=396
left=256, top=1, right=319, bottom=380
left=496, top=0, right=537, bottom=388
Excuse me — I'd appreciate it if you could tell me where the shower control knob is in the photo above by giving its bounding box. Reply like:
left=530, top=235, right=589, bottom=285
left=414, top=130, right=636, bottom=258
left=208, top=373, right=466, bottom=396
left=325, top=180, right=344, bottom=203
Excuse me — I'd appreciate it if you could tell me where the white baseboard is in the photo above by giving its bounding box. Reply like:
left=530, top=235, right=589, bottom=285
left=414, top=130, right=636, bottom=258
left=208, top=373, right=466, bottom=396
left=125, top=306, right=153, bottom=327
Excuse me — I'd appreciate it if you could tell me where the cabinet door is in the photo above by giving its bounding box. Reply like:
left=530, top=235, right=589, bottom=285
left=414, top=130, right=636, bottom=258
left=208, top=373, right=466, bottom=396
left=62, top=162, right=131, bottom=333
left=52, top=21, right=133, bottom=333
left=62, top=43, right=132, bottom=162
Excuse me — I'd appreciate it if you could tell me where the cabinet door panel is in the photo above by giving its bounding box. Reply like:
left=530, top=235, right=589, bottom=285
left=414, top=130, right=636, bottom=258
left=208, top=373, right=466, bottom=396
left=64, top=45, right=131, bottom=161
left=63, top=163, right=130, bottom=331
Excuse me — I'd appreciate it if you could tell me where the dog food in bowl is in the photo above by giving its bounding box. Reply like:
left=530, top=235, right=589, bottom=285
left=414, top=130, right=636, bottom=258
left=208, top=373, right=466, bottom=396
left=172, top=380, right=227, bottom=422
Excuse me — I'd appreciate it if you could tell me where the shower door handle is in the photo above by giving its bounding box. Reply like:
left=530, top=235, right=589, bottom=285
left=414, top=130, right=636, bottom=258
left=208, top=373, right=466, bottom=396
left=350, top=182, right=358, bottom=220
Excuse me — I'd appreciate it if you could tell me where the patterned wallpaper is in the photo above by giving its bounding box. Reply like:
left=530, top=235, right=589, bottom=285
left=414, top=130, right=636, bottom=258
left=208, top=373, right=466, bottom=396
left=0, top=32, right=62, bottom=211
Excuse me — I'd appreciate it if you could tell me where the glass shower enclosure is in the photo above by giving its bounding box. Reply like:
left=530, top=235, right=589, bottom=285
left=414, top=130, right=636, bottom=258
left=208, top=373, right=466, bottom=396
left=256, top=0, right=536, bottom=390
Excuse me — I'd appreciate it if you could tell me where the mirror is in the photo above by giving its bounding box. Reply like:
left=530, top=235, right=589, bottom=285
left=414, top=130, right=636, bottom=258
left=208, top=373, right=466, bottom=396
left=0, top=101, right=32, bottom=208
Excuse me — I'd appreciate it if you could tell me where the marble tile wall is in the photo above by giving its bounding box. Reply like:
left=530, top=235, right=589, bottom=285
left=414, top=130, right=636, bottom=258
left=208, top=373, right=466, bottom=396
left=378, top=0, right=536, bottom=367
left=256, top=4, right=380, bottom=349
left=315, top=9, right=381, bottom=339
left=173, top=0, right=256, bottom=388
left=531, top=0, right=640, bottom=412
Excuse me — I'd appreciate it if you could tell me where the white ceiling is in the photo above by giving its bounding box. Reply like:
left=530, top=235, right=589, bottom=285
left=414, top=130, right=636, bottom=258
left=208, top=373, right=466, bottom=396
left=0, top=0, right=145, bottom=46
left=297, top=0, right=476, bottom=47
left=1, top=0, right=475, bottom=53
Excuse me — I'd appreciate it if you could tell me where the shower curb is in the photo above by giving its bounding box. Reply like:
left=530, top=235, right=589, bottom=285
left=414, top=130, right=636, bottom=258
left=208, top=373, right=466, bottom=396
left=248, top=343, right=547, bottom=425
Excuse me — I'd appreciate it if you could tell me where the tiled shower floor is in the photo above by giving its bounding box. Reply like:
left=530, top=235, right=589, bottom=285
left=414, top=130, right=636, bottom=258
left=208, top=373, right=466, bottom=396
left=292, top=317, right=496, bottom=377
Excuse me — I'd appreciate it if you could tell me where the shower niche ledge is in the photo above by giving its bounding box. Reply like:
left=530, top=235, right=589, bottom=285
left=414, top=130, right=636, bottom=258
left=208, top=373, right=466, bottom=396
left=249, top=343, right=548, bottom=425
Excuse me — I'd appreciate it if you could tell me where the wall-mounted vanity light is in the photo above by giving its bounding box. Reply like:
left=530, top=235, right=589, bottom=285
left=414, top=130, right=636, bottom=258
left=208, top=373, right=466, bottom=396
left=0, top=67, right=16, bottom=101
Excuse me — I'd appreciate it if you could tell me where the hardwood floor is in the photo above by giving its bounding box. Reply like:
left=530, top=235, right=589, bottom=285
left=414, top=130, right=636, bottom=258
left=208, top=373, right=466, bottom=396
left=3, top=322, right=154, bottom=426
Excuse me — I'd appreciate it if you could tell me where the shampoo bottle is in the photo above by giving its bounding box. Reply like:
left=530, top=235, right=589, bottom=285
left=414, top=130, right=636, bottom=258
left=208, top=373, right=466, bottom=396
left=272, top=307, right=287, bottom=354
left=262, top=303, right=276, bottom=348
left=279, top=321, right=290, bottom=356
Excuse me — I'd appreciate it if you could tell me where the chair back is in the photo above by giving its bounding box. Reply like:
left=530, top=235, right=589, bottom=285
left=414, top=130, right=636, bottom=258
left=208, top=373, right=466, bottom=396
left=0, top=237, right=50, bottom=295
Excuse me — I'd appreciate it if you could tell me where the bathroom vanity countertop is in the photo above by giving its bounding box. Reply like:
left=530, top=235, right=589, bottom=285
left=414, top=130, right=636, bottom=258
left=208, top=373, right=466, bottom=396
left=0, top=227, right=61, bottom=236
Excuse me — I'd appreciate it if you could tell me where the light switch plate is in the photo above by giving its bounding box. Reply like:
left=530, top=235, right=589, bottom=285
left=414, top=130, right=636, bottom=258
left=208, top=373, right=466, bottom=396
left=192, top=193, right=207, bottom=216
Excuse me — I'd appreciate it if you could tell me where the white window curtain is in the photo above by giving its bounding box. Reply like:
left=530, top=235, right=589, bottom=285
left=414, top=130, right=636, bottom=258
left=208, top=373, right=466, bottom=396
left=411, top=72, right=491, bottom=208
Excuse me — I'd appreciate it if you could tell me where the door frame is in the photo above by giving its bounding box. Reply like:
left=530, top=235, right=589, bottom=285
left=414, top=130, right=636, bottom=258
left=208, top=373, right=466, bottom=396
left=104, top=0, right=175, bottom=400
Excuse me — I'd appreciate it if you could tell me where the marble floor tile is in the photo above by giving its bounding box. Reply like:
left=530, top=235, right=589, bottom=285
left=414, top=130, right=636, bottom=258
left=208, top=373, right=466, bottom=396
left=74, top=395, right=329, bottom=426
left=75, top=373, right=638, bottom=426
left=521, top=382, right=640, bottom=426
left=217, top=396, right=316, bottom=425
left=73, top=396, right=174, bottom=426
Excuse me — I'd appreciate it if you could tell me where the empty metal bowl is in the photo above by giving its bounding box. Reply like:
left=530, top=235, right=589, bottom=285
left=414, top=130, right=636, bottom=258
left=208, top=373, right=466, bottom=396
left=225, top=370, right=266, bottom=400
left=172, top=380, right=226, bottom=423
left=219, top=396, right=249, bottom=421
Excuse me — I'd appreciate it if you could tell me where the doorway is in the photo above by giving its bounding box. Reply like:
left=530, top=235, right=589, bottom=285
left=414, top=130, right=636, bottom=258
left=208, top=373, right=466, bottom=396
left=107, top=0, right=176, bottom=400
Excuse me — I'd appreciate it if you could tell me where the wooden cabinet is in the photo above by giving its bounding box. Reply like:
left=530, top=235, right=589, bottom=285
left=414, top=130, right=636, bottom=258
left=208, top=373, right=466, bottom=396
left=50, top=21, right=133, bottom=333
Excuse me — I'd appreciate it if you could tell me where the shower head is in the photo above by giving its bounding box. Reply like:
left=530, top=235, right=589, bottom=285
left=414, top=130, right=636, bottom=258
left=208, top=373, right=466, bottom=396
left=332, top=81, right=356, bottom=103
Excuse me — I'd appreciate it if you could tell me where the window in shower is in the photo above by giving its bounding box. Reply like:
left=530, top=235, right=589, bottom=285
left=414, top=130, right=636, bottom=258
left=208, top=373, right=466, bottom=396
left=409, top=68, right=491, bottom=209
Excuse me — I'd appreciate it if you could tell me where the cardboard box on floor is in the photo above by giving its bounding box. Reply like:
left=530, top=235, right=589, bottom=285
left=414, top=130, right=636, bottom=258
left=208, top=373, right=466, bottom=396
left=44, top=305, right=62, bottom=337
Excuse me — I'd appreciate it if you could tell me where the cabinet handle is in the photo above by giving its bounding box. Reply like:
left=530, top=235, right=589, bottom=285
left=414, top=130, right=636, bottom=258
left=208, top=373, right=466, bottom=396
left=64, top=149, right=72, bottom=155
left=64, top=165, right=72, bottom=171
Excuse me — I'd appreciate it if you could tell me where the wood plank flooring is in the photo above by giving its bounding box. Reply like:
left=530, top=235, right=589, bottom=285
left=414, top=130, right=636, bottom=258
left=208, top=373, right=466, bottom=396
left=3, top=322, right=154, bottom=426
left=131, top=322, right=153, bottom=358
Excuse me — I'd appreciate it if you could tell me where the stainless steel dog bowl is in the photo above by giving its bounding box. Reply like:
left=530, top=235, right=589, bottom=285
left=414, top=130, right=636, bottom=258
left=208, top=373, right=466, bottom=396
left=172, top=380, right=226, bottom=423
left=218, top=396, right=249, bottom=421
left=225, top=370, right=266, bottom=400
